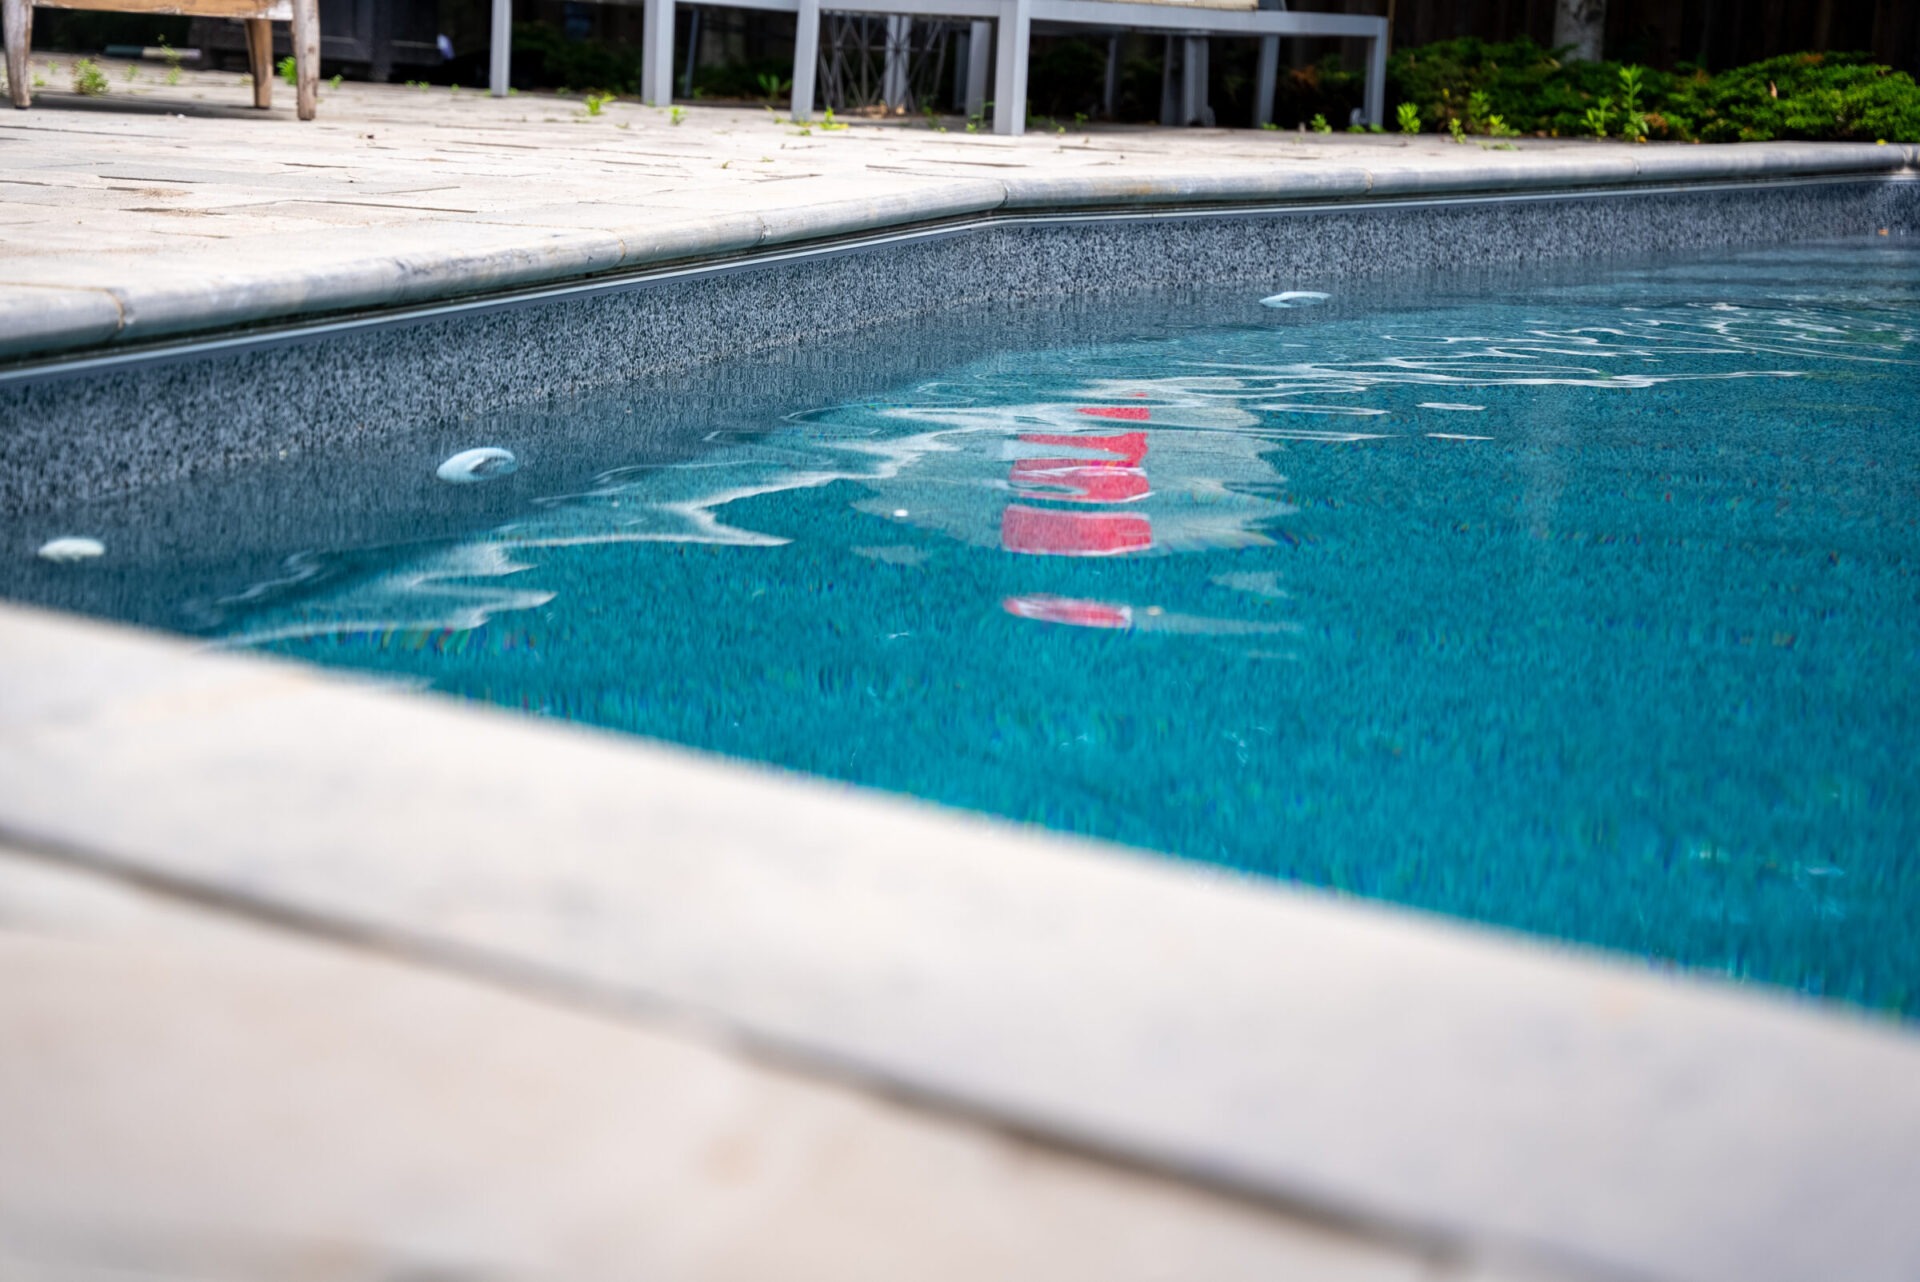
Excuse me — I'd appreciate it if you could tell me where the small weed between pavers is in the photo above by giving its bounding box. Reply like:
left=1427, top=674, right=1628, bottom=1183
left=1396, top=101, right=1421, bottom=132
left=584, top=91, right=614, bottom=115
left=1309, top=112, right=1331, bottom=133
left=72, top=59, right=108, bottom=97
left=669, top=104, right=686, bottom=125
left=819, top=107, right=847, bottom=130
left=407, top=80, right=429, bottom=91
left=278, top=55, right=296, bottom=86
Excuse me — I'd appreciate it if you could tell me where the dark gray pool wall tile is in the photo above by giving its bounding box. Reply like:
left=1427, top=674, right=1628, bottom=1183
left=3, top=176, right=1914, bottom=513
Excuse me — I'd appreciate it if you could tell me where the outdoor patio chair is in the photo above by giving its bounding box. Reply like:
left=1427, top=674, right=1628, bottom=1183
left=4, top=0, right=322, bottom=119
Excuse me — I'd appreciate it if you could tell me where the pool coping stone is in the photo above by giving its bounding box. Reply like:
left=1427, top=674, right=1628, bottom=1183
left=2, top=599, right=1917, bottom=1282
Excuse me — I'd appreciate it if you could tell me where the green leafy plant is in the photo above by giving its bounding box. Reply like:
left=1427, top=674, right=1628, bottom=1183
left=407, top=79, right=429, bottom=92
left=668, top=103, right=686, bottom=125
left=1447, top=115, right=1466, bottom=144
left=1465, top=89, right=1491, bottom=131
left=1309, top=112, right=1331, bottom=133
left=328, top=73, right=343, bottom=91
left=277, top=55, right=296, bottom=86
left=72, top=58, right=108, bottom=97
left=1617, top=64, right=1649, bottom=141
left=819, top=106, right=847, bottom=131
left=754, top=71, right=790, bottom=100
left=1583, top=96, right=1611, bottom=138
left=1395, top=101, right=1421, bottom=133
left=124, top=63, right=140, bottom=82
left=584, top=91, right=614, bottom=115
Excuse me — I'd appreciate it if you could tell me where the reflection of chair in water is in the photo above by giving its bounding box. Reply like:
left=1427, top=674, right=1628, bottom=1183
left=3, top=0, right=322, bottom=119
left=479, top=0, right=1386, bottom=136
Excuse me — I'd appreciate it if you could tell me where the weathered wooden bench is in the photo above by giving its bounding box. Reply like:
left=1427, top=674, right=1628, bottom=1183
left=4, top=0, right=322, bottom=119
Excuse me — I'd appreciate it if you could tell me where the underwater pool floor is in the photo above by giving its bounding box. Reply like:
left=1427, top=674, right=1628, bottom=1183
left=11, top=241, right=1918, bottom=1013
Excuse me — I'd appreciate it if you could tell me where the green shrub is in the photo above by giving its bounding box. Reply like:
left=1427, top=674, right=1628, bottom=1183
left=1388, top=37, right=1920, bottom=142
left=1391, top=37, right=1647, bottom=137
left=1665, top=52, right=1920, bottom=142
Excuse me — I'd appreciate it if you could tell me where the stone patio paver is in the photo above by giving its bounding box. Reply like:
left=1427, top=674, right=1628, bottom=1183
left=0, top=847, right=1476, bottom=1282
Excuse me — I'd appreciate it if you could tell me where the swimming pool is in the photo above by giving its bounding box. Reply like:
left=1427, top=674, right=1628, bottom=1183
left=11, top=241, right=1917, bottom=1013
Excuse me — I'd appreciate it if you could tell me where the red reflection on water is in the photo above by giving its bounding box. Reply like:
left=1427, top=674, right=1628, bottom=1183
left=1076, top=405, right=1151, bottom=422
left=1000, top=425, right=1153, bottom=557
left=1002, top=505, right=1153, bottom=555
left=1019, top=431, right=1148, bottom=466
left=1010, top=459, right=1150, bottom=504
left=1002, top=594, right=1133, bottom=629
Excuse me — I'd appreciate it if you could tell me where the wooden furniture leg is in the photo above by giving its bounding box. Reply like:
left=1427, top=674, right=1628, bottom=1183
left=245, top=16, right=272, bottom=109
left=3, top=0, right=31, bottom=110
left=291, top=0, right=318, bottom=120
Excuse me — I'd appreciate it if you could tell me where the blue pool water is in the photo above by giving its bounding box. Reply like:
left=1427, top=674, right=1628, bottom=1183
left=12, top=243, right=1919, bottom=1012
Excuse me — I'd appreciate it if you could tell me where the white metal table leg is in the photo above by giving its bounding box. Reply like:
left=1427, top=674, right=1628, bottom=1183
left=964, top=19, right=989, bottom=119
left=882, top=14, right=909, bottom=111
left=1253, top=35, right=1277, bottom=127
left=642, top=0, right=675, bottom=106
left=489, top=0, right=511, bottom=96
left=1364, top=24, right=1386, bottom=126
left=990, top=0, right=1029, bottom=135
left=791, top=0, right=820, bottom=119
